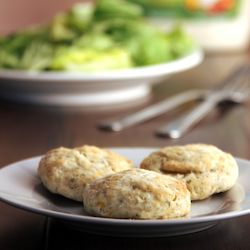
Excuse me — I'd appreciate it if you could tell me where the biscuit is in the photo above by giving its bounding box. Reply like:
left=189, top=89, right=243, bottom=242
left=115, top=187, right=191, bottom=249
left=83, top=168, right=191, bottom=219
left=140, top=144, right=238, bottom=200
left=38, top=145, right=133, bottom=201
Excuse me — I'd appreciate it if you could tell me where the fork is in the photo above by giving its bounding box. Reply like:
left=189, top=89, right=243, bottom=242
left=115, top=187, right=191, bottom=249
left=156, top=64, right=250, bottom=139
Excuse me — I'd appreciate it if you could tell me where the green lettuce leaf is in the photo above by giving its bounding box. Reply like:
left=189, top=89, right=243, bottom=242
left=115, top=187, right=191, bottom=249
left=51, top=47, right=133, bottom=72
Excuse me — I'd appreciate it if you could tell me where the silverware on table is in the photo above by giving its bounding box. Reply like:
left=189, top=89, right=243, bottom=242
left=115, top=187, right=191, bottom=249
left=98, top=89, right=207, bottom=132
left=156, top=65, right=250, bottom=139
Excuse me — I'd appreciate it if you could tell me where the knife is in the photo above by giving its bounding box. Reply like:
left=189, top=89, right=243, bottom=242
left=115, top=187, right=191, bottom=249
left=98, top=89, right=207, bottom=132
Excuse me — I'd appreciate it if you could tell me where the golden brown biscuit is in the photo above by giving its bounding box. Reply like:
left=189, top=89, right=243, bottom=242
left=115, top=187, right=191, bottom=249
left=38, top=145, right=133, bottom=201
left=140, top=144, right=238, bottom=200
left=83, top=168, right=191, bottom=219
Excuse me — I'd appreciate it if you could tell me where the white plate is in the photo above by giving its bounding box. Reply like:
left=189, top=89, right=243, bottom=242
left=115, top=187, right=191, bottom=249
left=1, top=147, right=248, bottom=237
left=0, top=49, right=203, bottom=106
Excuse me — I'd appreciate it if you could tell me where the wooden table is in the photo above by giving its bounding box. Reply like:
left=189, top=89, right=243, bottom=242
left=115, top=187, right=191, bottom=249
left=0, top=51, right=250, bottom=250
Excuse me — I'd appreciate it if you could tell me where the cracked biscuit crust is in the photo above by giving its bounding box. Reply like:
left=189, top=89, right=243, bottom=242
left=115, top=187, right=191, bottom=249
left=38, top=145, right=133, bottom=201
left=83, top=168, right=191, bottom=219
left=140, top=144, right=239, bottom=200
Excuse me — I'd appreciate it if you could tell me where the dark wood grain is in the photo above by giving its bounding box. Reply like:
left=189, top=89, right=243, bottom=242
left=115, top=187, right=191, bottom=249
left=45, top=216, right=250, bottom=250
left=0, top=51, right=250, bottom=250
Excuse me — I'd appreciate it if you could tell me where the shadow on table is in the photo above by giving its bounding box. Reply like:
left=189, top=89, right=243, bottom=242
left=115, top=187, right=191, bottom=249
left=44, top=215, right=250, bottom=250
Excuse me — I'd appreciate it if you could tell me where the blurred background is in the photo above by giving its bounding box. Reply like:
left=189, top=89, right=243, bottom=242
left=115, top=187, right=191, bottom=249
left=0, top=0, right=85, bottom=34
left=1, top=0, right=249, bottom=51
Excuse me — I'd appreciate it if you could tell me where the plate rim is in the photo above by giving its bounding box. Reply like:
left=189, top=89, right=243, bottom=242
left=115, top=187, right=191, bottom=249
left=0, top=49, right=203, bottom=82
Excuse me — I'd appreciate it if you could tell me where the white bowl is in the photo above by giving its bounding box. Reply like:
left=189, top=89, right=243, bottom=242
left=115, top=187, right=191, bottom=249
left=0, top=49, right=203, bottom=106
